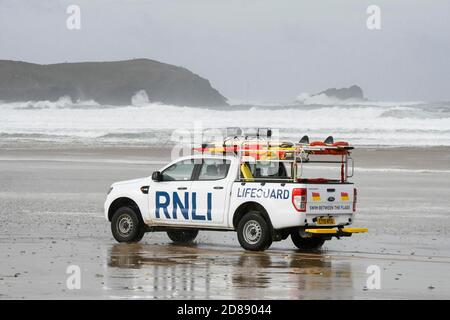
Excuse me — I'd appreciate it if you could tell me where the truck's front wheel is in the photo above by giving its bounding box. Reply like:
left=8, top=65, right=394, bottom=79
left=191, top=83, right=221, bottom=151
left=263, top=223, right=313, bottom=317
left=291, top=231, right=325, bottom=251
left=237, top=213, right=273, bottom=251
left=111, top=206, right=146, bottom=243
left=167, top=229, right=199, bottom=244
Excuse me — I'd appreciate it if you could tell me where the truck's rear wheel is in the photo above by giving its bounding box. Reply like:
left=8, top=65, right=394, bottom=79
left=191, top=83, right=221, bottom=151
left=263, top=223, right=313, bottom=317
left=111, top=206, right=146, bottom=243
left=237, top=212, right=272, bottom=251
left=167, top=229, right=199, bottom=244
left=291, top=231, right=325, bottom=251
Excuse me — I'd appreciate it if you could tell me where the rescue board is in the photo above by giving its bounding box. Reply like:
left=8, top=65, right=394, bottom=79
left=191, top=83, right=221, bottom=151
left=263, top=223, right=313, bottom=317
left=193, top=137, right=353, bottom=159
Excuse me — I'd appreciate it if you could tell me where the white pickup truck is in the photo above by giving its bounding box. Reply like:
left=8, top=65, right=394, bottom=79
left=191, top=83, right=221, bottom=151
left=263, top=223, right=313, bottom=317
left=104, top=139, right=367, bottom=251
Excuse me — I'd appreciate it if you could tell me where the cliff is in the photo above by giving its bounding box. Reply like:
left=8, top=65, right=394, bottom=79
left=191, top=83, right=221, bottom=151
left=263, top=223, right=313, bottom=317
left=0, top=59, right=228, bottom=106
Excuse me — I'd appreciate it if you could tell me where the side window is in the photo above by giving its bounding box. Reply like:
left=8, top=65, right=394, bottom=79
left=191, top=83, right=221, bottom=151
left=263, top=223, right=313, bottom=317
left=198, top=159, right=231, bottom=180
left=161, top=160, right=195, bottom=181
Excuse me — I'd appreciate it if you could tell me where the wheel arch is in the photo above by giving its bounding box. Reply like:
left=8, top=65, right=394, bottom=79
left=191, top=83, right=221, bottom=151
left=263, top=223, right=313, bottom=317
left=232, top=201, right=273, bottom=230
left=108, top=197, right=143, bottom=222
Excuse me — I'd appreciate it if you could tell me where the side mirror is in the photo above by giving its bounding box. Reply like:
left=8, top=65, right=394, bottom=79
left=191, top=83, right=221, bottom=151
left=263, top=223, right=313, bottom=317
left=152, top=171, right=162, bottom=182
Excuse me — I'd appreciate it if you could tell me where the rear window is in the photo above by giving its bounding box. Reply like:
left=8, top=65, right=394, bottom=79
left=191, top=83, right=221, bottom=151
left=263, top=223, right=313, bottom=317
left=245, top=162, right=290, bottom=179
left=296, top=154, right=347, bottom=183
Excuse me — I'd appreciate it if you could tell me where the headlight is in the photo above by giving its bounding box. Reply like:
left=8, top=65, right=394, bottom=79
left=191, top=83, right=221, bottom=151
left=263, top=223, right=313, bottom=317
left=107, top=187, right=113, bottom=195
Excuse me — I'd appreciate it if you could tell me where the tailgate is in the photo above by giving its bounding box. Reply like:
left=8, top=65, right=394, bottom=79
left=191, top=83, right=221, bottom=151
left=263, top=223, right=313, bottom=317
left=307, top=184, right=354, bottom=214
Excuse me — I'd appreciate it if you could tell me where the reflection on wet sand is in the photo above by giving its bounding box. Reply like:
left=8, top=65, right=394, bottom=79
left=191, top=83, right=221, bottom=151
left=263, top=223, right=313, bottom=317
left=105, top=243, right=353, bottom=299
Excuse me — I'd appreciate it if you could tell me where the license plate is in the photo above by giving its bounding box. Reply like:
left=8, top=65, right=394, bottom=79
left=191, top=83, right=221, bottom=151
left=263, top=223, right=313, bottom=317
left=317, top=217, right=336, bottom=225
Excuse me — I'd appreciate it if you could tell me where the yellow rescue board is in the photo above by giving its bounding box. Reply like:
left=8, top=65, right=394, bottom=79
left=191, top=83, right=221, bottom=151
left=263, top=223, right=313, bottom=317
left=305, top=227, right=368, bottom=234
left=341, top=227, right=368, bottom=233
left=305, top=228, right=337, bottom=234
left=205, top=146, right=296, bottom=153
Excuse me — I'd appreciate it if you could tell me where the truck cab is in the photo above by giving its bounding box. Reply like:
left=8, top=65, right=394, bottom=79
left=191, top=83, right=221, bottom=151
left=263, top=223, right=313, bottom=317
left=105, top=134, right=367, bottom=251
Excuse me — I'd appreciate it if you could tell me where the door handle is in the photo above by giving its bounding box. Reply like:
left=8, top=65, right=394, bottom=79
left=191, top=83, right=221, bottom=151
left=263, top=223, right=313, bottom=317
left=177, top=187, right=188, bottom=190
left=213, top=186, right=224, bottom=190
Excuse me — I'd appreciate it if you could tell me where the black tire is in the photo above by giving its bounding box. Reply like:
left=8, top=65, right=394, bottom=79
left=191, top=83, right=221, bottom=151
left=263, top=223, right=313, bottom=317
left=167, top=229, right=199, bottom=244
left=111, top=206, right=146, bottom=243
left=291, top=231, right=325, bottom=251
left=237, top=212, right=273, bottom=251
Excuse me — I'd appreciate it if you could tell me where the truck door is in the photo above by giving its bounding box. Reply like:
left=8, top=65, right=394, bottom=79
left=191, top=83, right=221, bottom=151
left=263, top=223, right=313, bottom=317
left=190, top=158, right=232, bottom=225
left=148, top=159, right=195, bottom=224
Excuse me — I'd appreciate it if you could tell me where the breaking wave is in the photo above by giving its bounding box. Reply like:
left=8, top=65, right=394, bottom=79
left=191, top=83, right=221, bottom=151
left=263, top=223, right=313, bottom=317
left=10, top=96, right=100, bottom=110
left=1, top=97, right=450, bottom=147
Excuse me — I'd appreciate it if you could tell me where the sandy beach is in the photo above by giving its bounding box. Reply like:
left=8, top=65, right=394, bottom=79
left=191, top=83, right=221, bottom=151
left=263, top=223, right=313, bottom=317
left=0, top=145, right=450, bottom=299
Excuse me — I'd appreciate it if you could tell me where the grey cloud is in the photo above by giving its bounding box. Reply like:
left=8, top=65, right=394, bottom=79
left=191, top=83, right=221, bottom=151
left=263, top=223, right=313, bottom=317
left=0, top=0, right=449, bottom=101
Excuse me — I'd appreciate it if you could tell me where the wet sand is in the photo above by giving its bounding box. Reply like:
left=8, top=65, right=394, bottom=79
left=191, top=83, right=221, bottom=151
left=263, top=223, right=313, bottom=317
left=0, top=146, right=450, bottom=299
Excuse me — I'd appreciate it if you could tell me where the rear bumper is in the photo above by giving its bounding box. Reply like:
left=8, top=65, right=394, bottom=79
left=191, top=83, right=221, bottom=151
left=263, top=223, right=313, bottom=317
left=305, top=213, right=354, bottom=227
left=270, top=212, right=354, bottom=229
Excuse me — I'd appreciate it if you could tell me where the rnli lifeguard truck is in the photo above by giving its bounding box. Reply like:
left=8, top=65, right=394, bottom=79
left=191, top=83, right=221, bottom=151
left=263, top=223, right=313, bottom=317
left=104, top=129, right=367, bottom=251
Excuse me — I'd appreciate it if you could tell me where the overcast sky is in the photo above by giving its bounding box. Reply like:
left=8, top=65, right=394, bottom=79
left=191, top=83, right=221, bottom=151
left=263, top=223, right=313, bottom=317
left=1, top=0, right=449, bottom=102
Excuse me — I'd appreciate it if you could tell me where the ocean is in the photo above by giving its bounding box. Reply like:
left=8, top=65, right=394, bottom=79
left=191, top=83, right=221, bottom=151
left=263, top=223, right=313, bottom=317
left=1, top=95, right=450, bottom=147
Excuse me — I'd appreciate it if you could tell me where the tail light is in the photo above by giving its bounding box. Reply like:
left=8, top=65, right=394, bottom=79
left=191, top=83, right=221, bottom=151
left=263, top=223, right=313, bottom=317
left=292, top=188, right=307, bottom=212
left=353, top=188, right=357, bottom=212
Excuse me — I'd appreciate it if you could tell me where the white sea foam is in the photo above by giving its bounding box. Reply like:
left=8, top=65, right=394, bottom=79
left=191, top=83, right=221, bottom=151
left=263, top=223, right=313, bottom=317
left=0, top=157, right=166, bottom=165
left=295, top=92, right=425, bottom=107
left=295, top=92, right=357, bottom=105
left=131, top=90, right=150, bottom=106
left=10, top=96, right=100, bottom=110
left=1, top=97, right=449, bottom=147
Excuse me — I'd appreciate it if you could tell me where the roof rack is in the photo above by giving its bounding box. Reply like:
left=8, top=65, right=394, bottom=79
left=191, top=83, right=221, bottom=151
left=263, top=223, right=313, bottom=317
left=193, top=128, right=354, bottom=182
left=194, top=128, right=353, bottom=159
